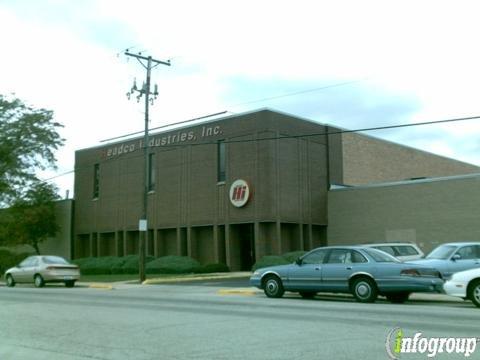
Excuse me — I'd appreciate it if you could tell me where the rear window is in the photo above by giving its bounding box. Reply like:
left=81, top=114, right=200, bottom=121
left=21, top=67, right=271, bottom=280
left=42, top=256, right=69, bottom=265
left=394, top=246, right=419, bottom=256
left=364, top=248, right=400, bottom=263
left=373, top=246, right=396, bottom=256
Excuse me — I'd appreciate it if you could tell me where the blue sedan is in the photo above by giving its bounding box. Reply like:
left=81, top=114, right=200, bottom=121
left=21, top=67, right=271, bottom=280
left=408, top=242, right=480, bottom=278
left=250, top=246, right=444, bottom=303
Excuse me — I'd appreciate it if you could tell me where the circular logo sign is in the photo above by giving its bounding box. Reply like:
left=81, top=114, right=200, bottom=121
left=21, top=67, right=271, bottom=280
left=229, top=179, right=250, bottom=208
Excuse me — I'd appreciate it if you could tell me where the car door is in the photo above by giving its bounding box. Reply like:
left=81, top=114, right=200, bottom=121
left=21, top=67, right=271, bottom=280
left=448, top=246, right=480, bottom=275
left=21, top=257, right=39, bottom=283
left=14, top=257, right=34, bottom=283
left=321, top=249, right=354, bottom=292
left=286, top=249, right=327, bottom=291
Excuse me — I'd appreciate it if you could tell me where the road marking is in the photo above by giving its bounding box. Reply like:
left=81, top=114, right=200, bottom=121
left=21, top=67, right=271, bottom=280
left=217, top=288, right=258, bottom=296
left=88, top=283, right=114, bottom=290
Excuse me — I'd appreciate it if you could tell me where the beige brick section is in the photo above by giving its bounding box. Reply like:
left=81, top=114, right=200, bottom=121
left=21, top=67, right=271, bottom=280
left=327, top=175, right=480, bottom=253
left=341, top=132, right=480, bottom=185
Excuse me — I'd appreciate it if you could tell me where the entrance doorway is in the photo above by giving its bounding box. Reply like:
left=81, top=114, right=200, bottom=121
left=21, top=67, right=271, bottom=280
left=230, top=223, right=255, bottom=271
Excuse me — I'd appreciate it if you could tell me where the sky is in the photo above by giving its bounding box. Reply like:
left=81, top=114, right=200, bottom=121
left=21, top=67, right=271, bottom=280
left=1, top=0, right=480, bottom=197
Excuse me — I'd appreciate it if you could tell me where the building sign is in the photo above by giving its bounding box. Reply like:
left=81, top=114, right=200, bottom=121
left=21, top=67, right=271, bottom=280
left=102, top=125, right=222, bottom=159
left=229, top=179, right=250, bottom=208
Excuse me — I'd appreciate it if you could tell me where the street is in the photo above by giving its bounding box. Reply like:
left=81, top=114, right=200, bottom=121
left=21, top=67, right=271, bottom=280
left=1, top=280, right=479, bottom=360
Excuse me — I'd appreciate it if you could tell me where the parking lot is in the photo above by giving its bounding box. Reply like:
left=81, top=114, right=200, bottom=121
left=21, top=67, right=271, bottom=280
left=1, top=278, right=479, bottom=360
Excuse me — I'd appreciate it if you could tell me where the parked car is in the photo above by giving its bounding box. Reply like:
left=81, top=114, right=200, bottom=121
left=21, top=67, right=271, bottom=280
left=362, top=243, right=424, bottom=261
left=4, top=255, right=80, bottom=288
left=250, top=246, right=444, bottom=303
left=443, top=268, right=480, bottom=308
left=408, top=242, right=480, bottom=278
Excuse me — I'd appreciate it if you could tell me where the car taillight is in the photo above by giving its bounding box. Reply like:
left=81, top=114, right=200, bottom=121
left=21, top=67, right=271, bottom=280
left=401, top=269, right=421, bottom=276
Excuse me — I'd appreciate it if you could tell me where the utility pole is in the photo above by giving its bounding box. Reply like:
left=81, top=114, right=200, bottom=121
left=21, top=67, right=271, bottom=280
left=125, top=51, right=171, bottom=282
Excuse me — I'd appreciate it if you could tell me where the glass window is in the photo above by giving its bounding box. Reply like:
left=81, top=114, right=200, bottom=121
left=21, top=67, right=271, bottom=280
left=42, top=256, right=69, bottom=265
left=302, top=250, right=327, bottom=265
left=455, top=246, right=476, bottom=260
left=373, top=246, right=396, bottom=256
left=364, top=248, right=400, bottom=263
left=93, top=163, right=100, bottom=198
left=427, top=245, right=457, bottom=260
left=217, top=140, right=226, bottom=182
left=19, top=257, right=35, bottom=267
left=148, top=153, right=156, bottom=192
left=326, top=249, right=349, bottom=264
left=395, top=246, right=419, bottom=256
left=351, top=250, right=368, bottom=263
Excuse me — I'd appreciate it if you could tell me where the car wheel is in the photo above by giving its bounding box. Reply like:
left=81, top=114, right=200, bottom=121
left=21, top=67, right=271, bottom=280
left=299, top=292, right=316, bottom=299
left=34, top=274, right=45, bottom=288
left=263, top=275, right=285, bottom=298
left=468, top=279, right=480, bottom=308
left=65, top=280, right=75, bottom=288
left=351, top=277, right=378, bottom=303
left=386, top=292, right=410, bottom=304
left=6, top=274, right=15, bottom=287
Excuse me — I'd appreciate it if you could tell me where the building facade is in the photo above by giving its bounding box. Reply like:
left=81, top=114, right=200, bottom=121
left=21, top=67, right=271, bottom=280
left=73, top=109, right=480, bottom=270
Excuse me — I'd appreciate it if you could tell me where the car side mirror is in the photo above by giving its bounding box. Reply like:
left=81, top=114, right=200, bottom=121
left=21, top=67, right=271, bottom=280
left=452, top=254, right=461, bottom=261
left=295, top=258, right=303, bottom=266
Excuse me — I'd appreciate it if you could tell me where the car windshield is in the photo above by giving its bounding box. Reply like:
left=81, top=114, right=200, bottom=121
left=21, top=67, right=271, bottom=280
left=42, top=256, right=69, bottom=265
left=363, top=248, right=400, bottom=263
left=426, top=245, right=457, bottom=259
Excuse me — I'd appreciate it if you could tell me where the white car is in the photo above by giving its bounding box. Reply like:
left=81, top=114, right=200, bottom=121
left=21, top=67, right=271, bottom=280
left=362, top=243, right=424, bottom=261
left=443, top=268, right=480, bottom=308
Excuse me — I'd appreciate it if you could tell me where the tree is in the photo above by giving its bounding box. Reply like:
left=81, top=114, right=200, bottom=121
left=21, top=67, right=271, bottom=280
left=0, top=94, right=64, bottom=205
left=0, top=182, right=60, bottom=254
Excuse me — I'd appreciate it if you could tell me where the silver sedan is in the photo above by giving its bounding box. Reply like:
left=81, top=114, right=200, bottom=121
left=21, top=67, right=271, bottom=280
left=4, top=255, right=80, bottom=288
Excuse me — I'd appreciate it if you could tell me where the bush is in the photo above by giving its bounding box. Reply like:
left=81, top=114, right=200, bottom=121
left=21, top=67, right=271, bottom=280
left=72, top=256, right=121, bottom=275
left=194, top=263, right=230, bottom=274
left=146, top=256, right=200, bottom=274
left=121, top=255, right=155, bottom=274
left=0, top=249, right=33, bottom=274
left=252, top=255, right=289, bottom=271
left=282, top=251, right=306, bottom=263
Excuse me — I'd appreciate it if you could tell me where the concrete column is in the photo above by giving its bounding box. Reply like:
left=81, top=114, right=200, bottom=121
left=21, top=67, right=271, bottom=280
left=153, top=229, right=159, bottom=257
left=276, top=221, right=282, bottom=255
left=213, top=225, right=219, bottom=263
left=299, top=224, right=304, bottom=251
left=89, top=233, right=94, bottom=257
left=254, top=222, right=261, bottom=261
left=187, top=227, right=193, bottom=258
left=225, top=223, right=231, bottom=269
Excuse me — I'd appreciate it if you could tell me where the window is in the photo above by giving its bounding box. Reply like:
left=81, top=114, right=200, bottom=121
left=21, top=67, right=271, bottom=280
left=302, top=250, right=327, bottom=264
left=326, top=249, right=349, bottom=264
left=217, top=140, right=225, bottom=182
left=374, top=246, right=396, bottom=256
left=93, top=163, right=100, bottom=198
left=148, top=153, right=156, bottom=192
left=395, top=246, right=419, bottom=256
left=455, top=246, right=476, bottom=260
left=351, top=251, right=368, bottom=263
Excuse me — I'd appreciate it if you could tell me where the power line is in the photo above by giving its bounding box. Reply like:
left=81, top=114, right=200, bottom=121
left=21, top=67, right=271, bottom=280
left=100, top=78, right=367, bottom=144
left=41, top=113, right=480, bottom=183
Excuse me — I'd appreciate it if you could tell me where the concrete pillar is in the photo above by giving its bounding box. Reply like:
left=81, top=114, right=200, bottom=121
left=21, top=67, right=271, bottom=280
left=276, top=221, right=282, bottom=255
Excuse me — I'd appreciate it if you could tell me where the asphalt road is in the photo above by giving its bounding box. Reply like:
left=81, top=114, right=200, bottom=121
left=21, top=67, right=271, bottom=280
left=1, top=281, right=479, bottom=360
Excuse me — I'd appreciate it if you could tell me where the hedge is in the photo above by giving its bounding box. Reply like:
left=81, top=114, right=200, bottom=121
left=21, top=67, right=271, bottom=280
left=193, top=262, right=230, bottom=274
left=251, top=250, right=308, bottom=271
left=146, top=256, right=200, bottom=274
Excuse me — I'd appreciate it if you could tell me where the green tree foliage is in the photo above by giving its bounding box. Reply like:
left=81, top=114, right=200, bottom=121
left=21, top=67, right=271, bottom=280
left=0, top=94, right=64, bottom=251
left=0, top=182, right=60, bottom=254
left=0, top=94, right=64, bottom=205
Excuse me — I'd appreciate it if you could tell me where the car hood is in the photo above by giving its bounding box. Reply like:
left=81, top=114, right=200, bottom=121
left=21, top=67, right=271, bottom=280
left=450, top=267, right=480, bottom=280
left=406, top=259, right=447, bottom=269
left=253, top=264, right=294, bottom=275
